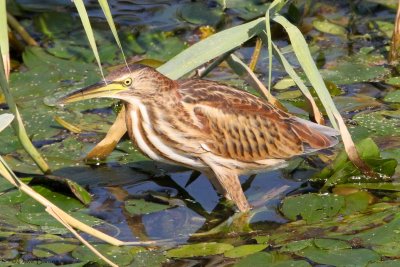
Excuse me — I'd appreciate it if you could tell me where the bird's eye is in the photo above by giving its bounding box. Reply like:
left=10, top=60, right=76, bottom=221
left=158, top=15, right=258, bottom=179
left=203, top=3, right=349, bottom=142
left=123, top=78, right=132, bottom=86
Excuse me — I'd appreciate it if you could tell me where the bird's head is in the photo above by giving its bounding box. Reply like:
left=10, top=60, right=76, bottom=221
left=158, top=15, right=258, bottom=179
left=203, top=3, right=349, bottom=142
left=57, top=64, right=173, bottom=105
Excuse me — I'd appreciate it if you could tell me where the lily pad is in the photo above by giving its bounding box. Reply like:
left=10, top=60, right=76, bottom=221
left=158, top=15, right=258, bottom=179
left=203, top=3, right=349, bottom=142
left=166, top=242, right=234, bottom=258
left=353, top=110, right=400, bottom=136
left=383, top=90, right=400, bottom=103
left=179, top=3, right=223, bottom=26
left=124, top=199, right=170, bottom=215
left=224, top=244, right=268, bottom=258
left=72, top=244, right=145, bottom=266
left=33, top=241, right=78, bottom=258
left=313, top=19, right=347, bottom=36
left=296, top=247, right=380, bottom=266
left=280, top=193, right=345, bottom=223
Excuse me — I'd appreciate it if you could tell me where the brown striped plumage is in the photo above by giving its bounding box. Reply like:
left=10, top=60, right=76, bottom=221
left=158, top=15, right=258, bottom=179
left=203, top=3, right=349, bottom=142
left=60, top=64, right=339, bottom=212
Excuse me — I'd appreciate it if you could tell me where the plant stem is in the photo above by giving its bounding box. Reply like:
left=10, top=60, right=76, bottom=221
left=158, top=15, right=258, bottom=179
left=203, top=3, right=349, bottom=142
left=0, top=48, right=50, bottom=174
left=7, top=13, right=38, bottom=47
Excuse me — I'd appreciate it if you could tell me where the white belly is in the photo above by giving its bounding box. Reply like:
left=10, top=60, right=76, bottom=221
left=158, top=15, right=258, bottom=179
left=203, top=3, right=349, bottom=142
left=128, top=103, right=205, bottom=170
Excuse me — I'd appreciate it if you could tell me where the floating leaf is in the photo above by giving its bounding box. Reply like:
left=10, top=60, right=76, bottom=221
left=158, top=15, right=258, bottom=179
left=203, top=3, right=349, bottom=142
left=124, top=199, right=170, bottom=215
left=313, top=19, right=347, bottom=37
left=296, top=247, right=380, bottom=266
left=224, top=244, right=268, bottom=258
left=179, top=3, right=223, bottom=26
left=72, top=244, right=144, bottom=266
left=383, top=90, right=400, bottom=103
left=313, top=239, right=351, bottom=250
left=33, top=242, right=78, bottom=258
left=280, top=194, right=345, bottom=223
left=166, top=242, right=234, bottom=258
left=353, top=110, right=400, bottom=136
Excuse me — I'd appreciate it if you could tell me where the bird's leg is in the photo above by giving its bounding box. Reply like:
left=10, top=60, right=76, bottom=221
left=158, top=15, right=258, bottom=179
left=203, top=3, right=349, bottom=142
left=203, top=170, right=229, bottom=198
left=203, top=168, right=250, bottom=212
left=214, top=171, right=251, bottom=212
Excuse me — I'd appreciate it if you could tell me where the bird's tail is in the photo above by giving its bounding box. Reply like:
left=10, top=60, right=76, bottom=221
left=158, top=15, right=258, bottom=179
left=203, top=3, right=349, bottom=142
left=291, top=117, right=339, bottom=153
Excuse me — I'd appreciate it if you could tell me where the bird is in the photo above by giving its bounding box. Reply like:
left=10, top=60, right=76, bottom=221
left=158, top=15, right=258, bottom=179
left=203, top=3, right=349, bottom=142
left=58, top=64, right=339, bottom=212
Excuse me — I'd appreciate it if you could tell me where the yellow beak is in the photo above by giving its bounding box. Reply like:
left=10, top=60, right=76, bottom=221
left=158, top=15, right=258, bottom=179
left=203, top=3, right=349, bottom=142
left=57, top=81, right=128, bottom=104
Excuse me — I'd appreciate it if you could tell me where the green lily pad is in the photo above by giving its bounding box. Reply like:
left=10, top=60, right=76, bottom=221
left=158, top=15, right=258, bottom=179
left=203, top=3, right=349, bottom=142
left=166, top=242, right=234, bottom=258
left=124, top=199, right=170, bottom=215
left=320, top=48, right=389, bottom=85
left=297, top=247, right=380, bottom=266
left=369, top=260, right=400, bottom=267
left=234, top=251, right=311, bottom=267
left=353, top=110, right=400, bottom=136
left=312, top=138, right=398, bottom=188
left=33, top=241, right=78, bottom=258
left=234, top=252, right=273, bottom=267
left=131, top=250, right=166, bottom=267
left=280, top=239, right=313, bottom=252
left=383, top=90, right=400, bottom=103
left=179, top=3, right=223, bottom=26
left=72, top=244, right=145, bottom=265
left=314, top=238, right=351, bottom=250
left=224, top=244, right=268, bottom=258
left=340, top=191, right=371, bottom=215
left=313, top=19, right=347, bottom=36
left=280, top=193, right=345, bottom=223
left=137, top=32, right=187, bottom=62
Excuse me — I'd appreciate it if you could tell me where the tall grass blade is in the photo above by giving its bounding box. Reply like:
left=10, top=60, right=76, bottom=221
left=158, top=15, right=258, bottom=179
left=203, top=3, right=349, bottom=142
left=269, top=39, right=324, bottom=124
left=0, top=1, right=10, bottom=80
left=272, top=14, right=374, bottom=175
left=226, top=54, right=285, bottom=110
left=97, top=0, right=130, bottom=70
left=0, top=113, right=14, bottom=133
left=158, top=18, right=265, bottom=79
left=272, top=15, right=337, bottom=127
left=264, top=0, right=288, bottom=91
left=0, top=48, right=50, bottom=174
left=73, top=0, right=105, bottom=80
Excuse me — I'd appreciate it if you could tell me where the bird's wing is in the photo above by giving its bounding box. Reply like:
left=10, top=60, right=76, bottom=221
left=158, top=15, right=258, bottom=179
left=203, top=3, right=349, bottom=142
left=179, top=79, right=338, bottom=162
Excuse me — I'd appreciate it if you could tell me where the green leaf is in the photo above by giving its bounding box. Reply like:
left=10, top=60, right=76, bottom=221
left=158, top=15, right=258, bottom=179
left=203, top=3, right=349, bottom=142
left=353, top=110, right=400, bottom=136
left=313, top=239, right=351, bottom=250
left=224, top=244, right=268, bottom=258
left=234, top=252, right=273, bottom=267
left=166, top=242, right=234, bottom=258
left=72, top=244, right=144, bottom=266
left=313, top=19, right=347, bottom=36
left=297, top=247, right=380, bottom=266
left=369, top=260, right=400, bottom=267
left=280, top=193, right=345, bottom=223
left=340, top=191, right=371, bottom=215
left=280, top=239, right=313, bottom=252
left=157, top=18, right=265, bottom=79
left=0, top=114, right=14, bottom=133
left=179, top=3, right=223, bottom=25
left=33, top=242, right=78, bottom=258
left=383, top=90, right=400, bottom=103
left=124, top=199, right=170, bottom=215
left=72, top=0, right=104, bottom=78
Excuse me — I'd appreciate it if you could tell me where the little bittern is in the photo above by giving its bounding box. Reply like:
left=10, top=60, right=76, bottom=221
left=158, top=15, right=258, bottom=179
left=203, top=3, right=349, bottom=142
left=59, top=64, right=338, bottom=212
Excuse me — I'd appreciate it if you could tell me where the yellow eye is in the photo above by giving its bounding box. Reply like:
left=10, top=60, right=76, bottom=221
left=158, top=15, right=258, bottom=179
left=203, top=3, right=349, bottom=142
left=123, top=78, right=132, bottom=86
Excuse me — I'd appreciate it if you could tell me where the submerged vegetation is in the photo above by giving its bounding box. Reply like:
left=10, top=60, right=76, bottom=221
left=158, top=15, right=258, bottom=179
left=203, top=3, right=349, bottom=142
left=0, top=0, right=399, bottom=266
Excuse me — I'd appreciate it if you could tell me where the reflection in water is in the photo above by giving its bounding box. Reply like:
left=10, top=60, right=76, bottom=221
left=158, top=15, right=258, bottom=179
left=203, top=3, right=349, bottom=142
left=55, top=162, right=304, bottom=244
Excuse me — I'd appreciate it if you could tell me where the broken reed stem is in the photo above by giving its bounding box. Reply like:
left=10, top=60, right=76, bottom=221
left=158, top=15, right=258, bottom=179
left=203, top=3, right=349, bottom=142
left=248, top=38, right=262, bottom=71
left=6, top=13, right=38, bottom=47
left=389, top=0, right=400, bottom=63
left=0, top=156, right=158, bottom=250
left=46, top=206, right=118, bottom=267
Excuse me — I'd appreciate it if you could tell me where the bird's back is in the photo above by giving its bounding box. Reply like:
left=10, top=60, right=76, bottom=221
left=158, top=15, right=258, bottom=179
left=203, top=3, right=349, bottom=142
left=177, top=79, right=339, bottom=163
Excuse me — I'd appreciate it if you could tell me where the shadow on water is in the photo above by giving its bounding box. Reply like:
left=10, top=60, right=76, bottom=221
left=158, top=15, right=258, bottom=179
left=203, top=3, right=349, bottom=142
left=51, top=161, right=306, bottom=244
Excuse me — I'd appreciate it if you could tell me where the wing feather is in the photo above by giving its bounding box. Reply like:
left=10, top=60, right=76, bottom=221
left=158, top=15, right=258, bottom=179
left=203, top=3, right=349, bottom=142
left=179, top=79, right=338, bottom=162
